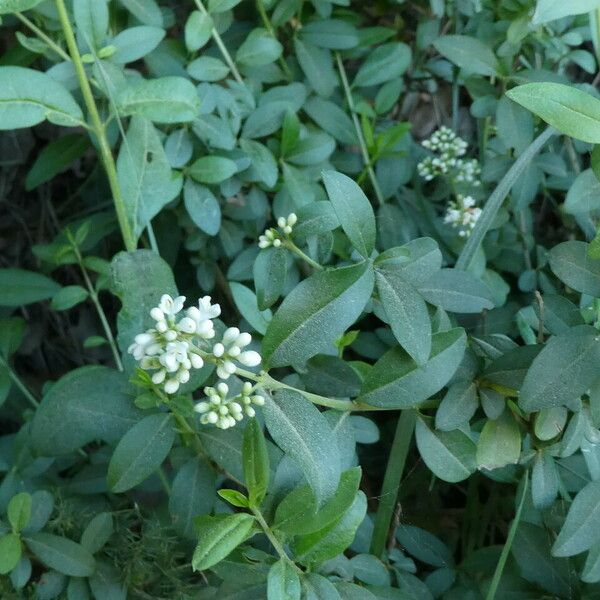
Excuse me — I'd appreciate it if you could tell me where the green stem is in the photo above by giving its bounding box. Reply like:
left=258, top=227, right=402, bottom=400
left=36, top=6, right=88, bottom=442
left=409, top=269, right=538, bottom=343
left=55, top=0, right=137, bottom=252
left=157, top=466, right=172, bottom=496
left=66, top=230, right=124, bottom=371
left=485, top=471, right=529, bottom=600
left=370, top=410, right=416, bottom=557
left=0, top=355, right=39, bottom=409
left=335, top=52, right=385, bottom=206
left=455, top=126, right=553, bottom=271
left=15, top=12, right=71, bottom=62
left=251, top=506, right=298, bottom=569
left=235, top=367, right=381, bottom=412
left=193, top=0, right=247, bottom=89
left=256, top=0, right=293, bottom=79
left=282, top=239, right=323, bottom=271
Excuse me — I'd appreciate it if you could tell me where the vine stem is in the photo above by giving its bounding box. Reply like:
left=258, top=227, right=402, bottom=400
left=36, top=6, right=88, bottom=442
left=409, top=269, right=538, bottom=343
left=251, top=506, right=299, bottom=570
left=485, top=471, right=529, bottom=600
left=282, top=239, right=323, bottom=271
left=54, top=0, right=137, bottom=253
left=256, top=0, right=293, bottom=79
left=234, top=367, right=384, bottom=412
left=192, top=0, right=247, bottom=89
left=0, top=355, right=39, bottom=409
left=335, top=52, right=385, bottom=206
left=369, top=410, right=416, bottom=557
left=66, top=229, right=124, bottom=371
left=15, top=12, right=71, bottom=61
left=455, top=126, right=554, bottom=271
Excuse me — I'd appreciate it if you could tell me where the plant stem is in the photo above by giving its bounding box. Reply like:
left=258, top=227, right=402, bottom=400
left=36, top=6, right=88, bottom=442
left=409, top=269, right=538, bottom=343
left=256, top=0, right=293, bottom=79
left=455, top=126, right=553, bottom=271
left=282, top=239, right=323, bottom=271
left=15, top=12, right=71, bottom=61
left=66, top=230, right=124, bottom=371
left=335, top=52, right=385, bottom=206
left=370, top=410, right=416, bottom=557
left=0, top=355, right=39, bottom=409
left=54, top=0, right=137, bottom=253
left=485, top=471, right=529, bottom=600
left=251, top=506, right=298, bottom=569
left=234, top=367, right=381, bottom=412
left=193, top=0, right=247, bottom=89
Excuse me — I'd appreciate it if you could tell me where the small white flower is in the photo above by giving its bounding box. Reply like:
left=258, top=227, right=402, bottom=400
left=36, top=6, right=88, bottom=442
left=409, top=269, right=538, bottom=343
left=444, top=195, right=482, bottom=238
left=238, top=350, right=261, bottom=367
left=164, top=379, right=180, bottom=394
left=178, top=317, right=197, bottom=334
left=158, top=294, right=186, bottom=317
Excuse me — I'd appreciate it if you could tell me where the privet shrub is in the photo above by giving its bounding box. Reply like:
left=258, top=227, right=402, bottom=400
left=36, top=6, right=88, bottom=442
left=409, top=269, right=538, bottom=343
left=2, top=0, right=600, bottom=597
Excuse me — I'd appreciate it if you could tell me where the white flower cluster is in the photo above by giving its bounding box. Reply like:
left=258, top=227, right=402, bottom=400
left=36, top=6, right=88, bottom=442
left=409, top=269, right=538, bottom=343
left=258, top=213, right=297, bottom=249
left=444, top=195, right=483, bottom=238
left=128, top=295, right=260, bottom=395
left=194, top=381, right=265, bottom=429
left=417, top=126, right=481, bottom=186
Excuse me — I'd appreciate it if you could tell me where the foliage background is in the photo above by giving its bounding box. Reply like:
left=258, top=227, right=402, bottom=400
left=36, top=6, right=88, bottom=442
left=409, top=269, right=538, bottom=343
left=2, top=0, right=600, bottom=598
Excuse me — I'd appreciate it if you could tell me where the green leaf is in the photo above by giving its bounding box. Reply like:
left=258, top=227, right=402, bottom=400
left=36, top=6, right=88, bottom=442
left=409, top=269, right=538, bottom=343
left=110, top=250, right=177, bottom=371
left=25, top=134, right=89, bottom=191
left=0, top=534, right=21, bottom=575
left=322, top=170, right=376, bottom=258
left=533, top=0, right=600, bottom=24
left=549, top=241, right=600, bottom=296
left=117, top=76, right=200, bottom=123
left=418, top=269, right=494, bottom=313
left=208, top=0, right=242, bottom=11
left=375, top=267, right=431, bottom=365
left=240, top=139, right=278, bottom=187
left=353, top=42, right=411, bottom=87
left=263, top=261, right=374, bottom=367
left=184, top=180, right=221, bottom=236
left=73, top=0, right=109, bottom=53
left=267, top=559, right=301, bottom=600
left=237, top=28, right=283, bottom=67
left=243, top=419, right=270, bottom=506
left=264, top=390, right=340, bottom=506
left=519, top=326, right=600, bottom=412
left=31, top=366, right=143, bottom=455
left=293, top=202, right=339, bottom=238
left=254, top=248, right=287, bottom=310
left=274, top=467, right=361, bottom=536
left=300, top=19, right=359, bottom=50
left=169, top=458, right=216, bottom=539
left=303, top=573, right=341, bottom=600
left=112, top=26, right=165, bottom=64
left=0, top=0, right=44, bottom=14
left=553, top=480, right=600, bottom=557
left=564, top=169, right=600, bottom=215
left=375, top=238, right=442, bottom=286
left=476, top=412, right=521, bottom=471
left=292, top=491, right=367, bottom=566
left=8, top=492, right=31, bottom=533
left=230, top=282, right=271, bottom=335
left=189, top=156, right=238, bottom=184
left=192, top=513, right=255, bottom=571
left=185, top=11, right=213, bottom=52
left=304, top=97, right=357, bottom=145
left=107, top=413, right=175, bottom=493
left=507, top=83, right=600, bottom=144
left=359, top=328, right=466, bottom=408
left=534, top=407, right=568, bottom=441
left=81, top=512, right=113, bottom=554
left=24, top=533, right=95, bottom=577
left=531, top=451, right=559, bottom=509
left=435, top=381, right=478, bottom=432
left=294, top=39, right=335, bottom=98
left=50, top=285, right=89, bottom=311
left=187, top=56, right=230, bottom=81
left=0, top=67, right=84, bottom=129
left=218, top=489, right=250, bottom=508
left=0, top=268, right=60, bottom=307
left=415, top=418, right=476, bottom=483
left=117, top=116, right=182, bottom=241
left=433, top=35, right=500, bottom=76
left=395, top=525, right=453, bottom=567
left=117, top=0, right=162, bottom=26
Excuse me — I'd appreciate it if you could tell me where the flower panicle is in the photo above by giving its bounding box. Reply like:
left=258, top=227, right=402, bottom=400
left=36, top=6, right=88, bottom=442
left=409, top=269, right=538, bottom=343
left=128, top=295, right=262, bottom=420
